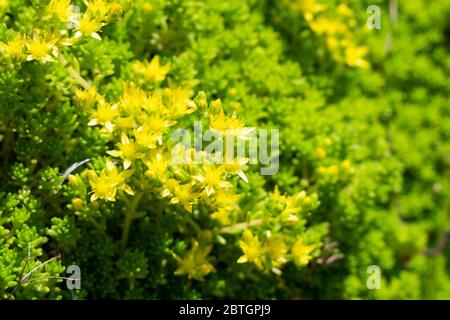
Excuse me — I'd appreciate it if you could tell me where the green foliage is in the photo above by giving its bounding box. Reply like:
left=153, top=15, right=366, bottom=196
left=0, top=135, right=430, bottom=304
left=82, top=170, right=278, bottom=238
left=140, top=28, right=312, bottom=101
left=0, top=0, right=449, bottom=299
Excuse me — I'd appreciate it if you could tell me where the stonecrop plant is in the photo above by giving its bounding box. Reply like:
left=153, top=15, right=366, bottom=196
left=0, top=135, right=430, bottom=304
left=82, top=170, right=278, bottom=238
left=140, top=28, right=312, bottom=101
left=0, top=0, right=449, bottom=299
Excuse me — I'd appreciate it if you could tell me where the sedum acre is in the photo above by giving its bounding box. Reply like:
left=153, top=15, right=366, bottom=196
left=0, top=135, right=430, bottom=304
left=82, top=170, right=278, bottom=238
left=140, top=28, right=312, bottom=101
left=0, top=0, right=449, bottom=299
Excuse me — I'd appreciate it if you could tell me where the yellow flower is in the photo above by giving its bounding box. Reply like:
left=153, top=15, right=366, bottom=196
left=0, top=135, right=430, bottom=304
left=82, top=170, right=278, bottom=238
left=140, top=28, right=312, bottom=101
left=119, top=84, right=148, bottom=117
left=86, top=160, right=135, bottom=202
left=209, top=190, right=239, bottom=225
left=171, top=144, right=196, bottom=166
left=75, top=87, right=102, bottom=110
left=134, top=126, right=159, bottom=149
left=327, top=164, right=339, bottom=175
left=210, top=109, right=240, bottom=133
left=109, top=3, right=123, bottom=17
left=310, top=17, right=347, bottom=35
left=144, top=152, right=169, bottom=180
left=88, top=103, right=119, bottom=132
left=162, top=179, right=198, bottom=213
left=144, top=113, right=176, bottom=141
left=281, top=199, right=302, bottom=217
left=268, top=237, right=288, bottom=268
left=173, top=241, right=214, bottom=280
left=273, top=186, right=294, bottom=212
left=209, top=107, right=254, bottom=139
left=222, top=157, right=249, bottom=183
left=107, top=133, right=144, bottom=169
left=211, top=191, right=238, bottom=225
left=87, top=170, right=117, bottom=201
left=211, top=208, right=231, bottom=225
left=47, top=0, right=73, bottom=22
left=0, top=0, right=7, bottom=10
left=273, top=185, right=284, bottom=202
left=314, top=147, right=326, bottom=159
left=164, top=87, right=196, bottom=117
left=228, top=87, right=237, bottom=96
left=72, top=198, right=84, bottom=210
left=143, top=91, right=164, bottom=114
left=26, top=29, right=58, bottom=62
left=75, top=14, right=102, bottom=40
left=214, top=191, right=239, bottom=211
left=337, top=4, right=353, bottom=17
left=0, top=33, right=26, bottom=59
left=237, top=230, right=267, bottom=268
left=292, top=239, right=316, bottom=266
left=133, top=55, right=170, bottom=82
left=272, top=187, right=309, bottom=223
left=345, top=45, right=369, bottom=68
left=86, top=0, right=110, bottom=20
left=104, top=159, right=135, bottom=196
left=291, top=0, right=325, bottom=21
left=326, top=36, right=339, bottom=49
left=342, top=159, right=352, bottom=171
left=114, top=116, right=137, bottom=131
left=194, top=164, right=232, bottom=196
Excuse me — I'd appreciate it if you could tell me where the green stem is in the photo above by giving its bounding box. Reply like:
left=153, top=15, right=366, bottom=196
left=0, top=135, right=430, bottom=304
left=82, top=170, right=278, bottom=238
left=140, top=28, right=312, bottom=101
left=120, top=192, right=143, bottom=254
left=90, top=217, right=106, bottom=234
left=185, top=216, right=202, bottom=235
left=58, top=55, right=92, bottom=90
left=220, top=218, right=264, bottom=234
left=129, top=276, right=135, bottom=291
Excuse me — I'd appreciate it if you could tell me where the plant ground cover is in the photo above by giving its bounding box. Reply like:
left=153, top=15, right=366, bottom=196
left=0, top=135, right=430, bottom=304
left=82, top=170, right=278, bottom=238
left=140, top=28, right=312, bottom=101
left=0, top=0, right=449, bottom=299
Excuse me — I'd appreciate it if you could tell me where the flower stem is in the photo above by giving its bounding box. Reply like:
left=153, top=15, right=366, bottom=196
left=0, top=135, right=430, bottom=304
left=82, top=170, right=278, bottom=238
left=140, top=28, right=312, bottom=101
left=220, top=218, right=263, bottom=234
left=58, top=55, right=92, bottom=90
left=120, top=192, right=143, bottom=254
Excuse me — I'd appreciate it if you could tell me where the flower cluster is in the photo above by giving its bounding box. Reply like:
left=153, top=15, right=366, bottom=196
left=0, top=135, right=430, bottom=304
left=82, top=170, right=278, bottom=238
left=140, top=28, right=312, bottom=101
left=68, top=53, right=325, bottom=278
left=234, top=186, right=322, bottom=273
left=290, top=0, right=369, bottom=68
left=0, top=0, right=123, bottom=63
left=2, top=0, right=447, bottom=300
